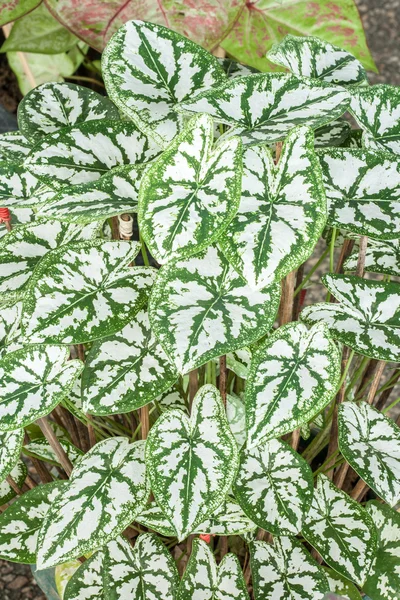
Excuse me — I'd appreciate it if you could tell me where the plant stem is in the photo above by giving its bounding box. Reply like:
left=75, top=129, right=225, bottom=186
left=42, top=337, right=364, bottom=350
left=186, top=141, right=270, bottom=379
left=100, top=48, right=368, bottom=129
left=383, top=396, right=400, bottom=414
left=65, top=75, right=105, bottom=88
left=356, top=235, right=368, bottom=277
left=37, top=416, right=74, bottom=477
left=279, top=270, right=296, bottom=326
left=366, top=360, right=386, bottom=405
left=189, top=369, right=198, bottom=410
left=6, top=475, right=23, bottom=495
left=139, top=232, right=150, bottom=266
left=140, top=405, right=150, bottom=440
left=294, top=247, right=329, bottom=297
left=219, top=355, right=227, bottom=407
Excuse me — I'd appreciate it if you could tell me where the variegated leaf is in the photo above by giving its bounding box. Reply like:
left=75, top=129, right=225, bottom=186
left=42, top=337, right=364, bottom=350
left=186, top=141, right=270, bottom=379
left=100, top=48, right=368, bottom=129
left=23, top=437, right=83, bottom=467
left=301, top=274, right=400, bottom=362
left=364, top=501, right=400, bottom=600
left=0, top=163, right=46, bottom=209
left=323, top=568, right=362, bottom=600
left=102, top=20, right=226, bottom=148
left=314, top=120, right=351, bottom=148
left=344, top=237, right=400, bottom=277
left=0, top=428, right=24, bottom=481
left=219, top=57, right=258, bottom=78
left=318, top=148, right=400, bottom=239
left=180, top=73, right=350, bottom=146
left=0, top=219, right=100, bottom=293
left=234, top=438, right=313, bottom=536
left=338, top=402, right=400, bottom=506
left=136, top=502, right=176, bottom=537
left=55, top=558, right=82, bottom=600
left=157, top=386, right=188, bottom=413
left=227, top=393, right=246, bottom=449
left=0, top=131, right=32, bottom=163
left=267, top=35, right=367, bottom=86
left=37, top=437, right=149, bottom=569
left=250, top=537, right=329, bottom=600
left=82, top=308, right=178, bottom=415
left=302, top=474, right=377, bottom=585
left=219, top=126, right=326, bottom=290
left=0, top=208, right=34, bottom=240
left=178, top=538, right=249, bottom=600
left=0, top=460, right=27, bottom=505
left=0, top=0, right=41, bottom=26
left=350, top=85, right=400, bottom=155
left=37, top=165, right=144, bottom=224
left=64, top=534, right=179, bottom=600
left=138, top=113, right=242, bottom=263
left=0, top=293, right=22, bottom=349
left=226, top=348, right=251, bottom=379
left=0, top=345, right=83, bottom=430
left=246, top=321, right=340, bottom=449
left=0, top=481, right=64, bottom=563
left=146, top=385, right=238, bottom=541
left=149, top=245, right=280, bottom=373
left=18, top=82, right=120, bottom=141
left=26, top=119, right=160, bottom=189
left=22, top=240, right=156, bottom=344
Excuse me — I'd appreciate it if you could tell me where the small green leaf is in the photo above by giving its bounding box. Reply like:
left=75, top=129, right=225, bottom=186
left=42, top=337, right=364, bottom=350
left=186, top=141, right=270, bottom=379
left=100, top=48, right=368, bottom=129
left=0, top=345, right=83, bottom=430
left=138, top=113, right=242, bottom=264
left=267, top=35, right=367, bottom=86
left=323, top=568, right=362, bottom=600
left=18, top=81, right=119, bottom=140
left=301, top=274, right=400, bottom=362
left=234, top=438, right=313, bottom=536
left=0, top=131, right=32, bottom=163
left=0, top=428, right=24, bottom=481
left=0, top=460, right=27, bottom=505
left=339, top=402, right=400, bottom=507
left=246, top=321, right=340, bottom=449
left=0, top=0, right=41, bottom=26
left=250, top=537, right=329, bottom=600
left=219, top=126, right=327, bottom=290
left=149, top=245, right=280, bottom=373
left=22, top=240, right=156, bottom=344
left=302, top=474, right=377, bottom=585
left=64, top=534, right=179, bottom=600
left=344, top=237, right=400, bottom=277
left=37, top=437, right=149, bottom=569
left=178, top=538, right=249, bottom=600
left=82, top=308, right=178, bottom=415
left=180, top=74, right=350, bottom=146
left=146, top=385, right=239, bottom=541
left=0, top=481, right=64, bottom=563
left=102, top=20, right=226, bottom=147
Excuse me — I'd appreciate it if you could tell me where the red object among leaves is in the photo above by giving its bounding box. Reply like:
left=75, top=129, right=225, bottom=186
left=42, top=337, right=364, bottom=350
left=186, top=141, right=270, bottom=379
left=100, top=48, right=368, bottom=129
left=199, top=534, right=212, bottom=543
left=0, top=208, right=11, bottom=223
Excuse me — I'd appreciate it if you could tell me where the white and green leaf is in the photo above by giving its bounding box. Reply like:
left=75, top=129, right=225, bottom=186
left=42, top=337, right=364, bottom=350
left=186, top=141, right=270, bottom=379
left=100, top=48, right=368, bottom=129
left=149, top=245, right=280, bottom=373
left=22, top=240, right=156, bottom=344
left=219, top=126, right=327, bottom=290
left=0, top=163, right=46, bottom=208
left=314, top=120, right=352, bottom=148
left=227, top=393, right=246, bottom=449
left=138, top=113, right=242, bottom=264
left=0, top=345, right=83, bottom=430
left=0, top=460, right=27, bottom=505
left=0, top=428, right=24, bottom=481
left=0, top=293, right=23, bottom=349
left=23, top=437, right=83, bottom=467
left=195, top=497, right=257, bottom=536
left=302, top=474, right=377, bottom=585
left=180, top=73, right=350, bottom=146
left=226, top=348, right=251, bottom=380
left=301, top=274, right=400, bottom=362
left=18, top=82, right=119, bottom=141
left=344, top=237, right=400, bottom=277
left=338, top=402, right=400, bottom=506
left=0, top=131, right=32, bottom=163
left=82, top=308, right=178, bottom=415
left=102, top=20, right=225, bottom=148
left=0, top=208, right=35, bottom=240
left=246, top=321, right=341, bottom=449
left=37, top=437, right=149, bottom=569
left=146, top=384, right=239, bottom=541
left=318, top=148, right=400, bottom=238
left=323, top=568, right=362, bottom=600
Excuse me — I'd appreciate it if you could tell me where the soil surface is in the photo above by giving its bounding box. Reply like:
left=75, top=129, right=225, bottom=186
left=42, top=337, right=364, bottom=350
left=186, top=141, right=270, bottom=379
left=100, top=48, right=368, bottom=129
left=0, top=0, right=399, bottom=598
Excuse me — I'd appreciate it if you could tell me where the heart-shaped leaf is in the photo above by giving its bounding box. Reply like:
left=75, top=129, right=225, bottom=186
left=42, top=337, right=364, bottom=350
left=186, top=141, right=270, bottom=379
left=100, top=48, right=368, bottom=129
left=338, top=402, right=400, bottom=506
left=0, top=428, right=24, bottom=481
left=364, top=501, right=400, bottom=600
left=301, top=274, right=400, bottom=362
left=22, top=240, right=156, bottom=344
left=26, top=119, right=161, bottom=189
left=178, top=538, right=249, bottom=600
left=18, top=82, right=119, bottom=141
left=250, top=537, right=329, bottom=600
left=138, top=113, right=242, bottom=263
left=37, top=437, right=149, bottom=569
left=37, top=165, right=144, bottom=224
left=344, top=237, right=400, bottom=277
left=220, top=126, right=326, bottom=290
left=267, top=35, right=367, bottom=86
left=0, top=481, right=64, bottom=563
left=64, top=534, right=179, bottom=600
left=146, top=384, right=238, bottom=540
left=246, top=321, right=340, bottom=449
left=82, top=308, right=178, bottom=415
left=302, top=474, right=377, bottom=585
left=149, top=245, right=280, bottom=373
left=180, top=73, right=350, bottom=146
left=319, top=148, right=400, bottom=239
left=234, top=438, right=313, bottom=536
left=102, top=20, right=226, bottom=147
left=0, top=345, right=83, bottom=430
left=0, top=293, right=23, bottom=349
left=350, top=85, right=400, bottom=155
left=0, top=0, right=41, bottom=26
left=0, top=219, right=100, bottom=293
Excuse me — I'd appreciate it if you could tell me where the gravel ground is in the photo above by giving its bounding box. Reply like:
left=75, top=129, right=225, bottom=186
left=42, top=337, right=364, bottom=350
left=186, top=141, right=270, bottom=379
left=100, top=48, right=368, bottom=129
left=1, top=1, right=399, bottom=598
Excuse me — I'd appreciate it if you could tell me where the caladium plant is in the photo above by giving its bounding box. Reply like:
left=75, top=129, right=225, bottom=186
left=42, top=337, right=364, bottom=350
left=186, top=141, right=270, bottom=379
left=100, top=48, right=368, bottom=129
left=0, top=20, right=399, bottom=600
